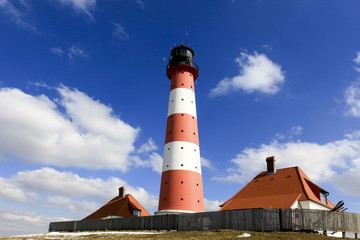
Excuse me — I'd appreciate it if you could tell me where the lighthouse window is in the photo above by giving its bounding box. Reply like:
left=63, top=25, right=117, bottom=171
left=193, top=132, right=196, bottom=135
left=181, top=181, right=183, bottom=184
left=164, top=198, right=166, bottom=200
left=195, top=166, right=198, bottom=169
left=181, top=198, right=183, bottom=200
left=190, top=74, right=192, bottom=76
left=194, top=149, right=196, bottom=152
left=181, top=130, right=184, bottom=132
left=165, top=181, right=167, bottom=184
left=192, top=116, right=195, bottom=119
left=196, top=184, right=199, bottom=186
left=181, top=164, right=183, bottom=166
left=168, top=148, right=170, bottom=150
left=169, top=131, right=171, bottom=134
left=181, top=72, right=184, bottom=74
left=181, top=114, right=184, bottom=116
left=171, top=100, right=174, bottom=102
left=167, top=165, right=169, bottom=167
left=191, top=101, right=194, bottom=103
left=181, top=147, right=183, bottom=149
left=181, top=83, right=184, bottom=86
left=190, top=86, right=193, bottom=88
left=181, top=98, right=184, bottom=101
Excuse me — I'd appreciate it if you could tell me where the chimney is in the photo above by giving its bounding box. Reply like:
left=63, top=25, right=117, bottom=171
left=266, top=156, right=276, bottom=174
left=118, top=186, right=125, bottom=198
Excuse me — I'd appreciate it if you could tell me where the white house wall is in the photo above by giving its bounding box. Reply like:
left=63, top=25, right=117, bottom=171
left=293, top=200, right=331, bottom=210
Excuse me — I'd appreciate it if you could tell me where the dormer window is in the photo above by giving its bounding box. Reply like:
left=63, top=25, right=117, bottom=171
left=133, top=209, right=141, bottom=216
left=320, top=191, right=328, bottom=204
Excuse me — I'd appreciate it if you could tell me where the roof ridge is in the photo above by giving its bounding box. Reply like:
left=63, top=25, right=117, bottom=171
left=295, top=166, right=310, bottom=200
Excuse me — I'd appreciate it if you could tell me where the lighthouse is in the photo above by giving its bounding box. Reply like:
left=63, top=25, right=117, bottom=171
left=156, top=45, right=204, bottom=214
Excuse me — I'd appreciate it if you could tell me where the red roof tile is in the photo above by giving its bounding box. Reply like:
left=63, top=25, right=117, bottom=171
left=220, top=167, right=335, bottom=211
left=82, top=194, right=150, bottom=220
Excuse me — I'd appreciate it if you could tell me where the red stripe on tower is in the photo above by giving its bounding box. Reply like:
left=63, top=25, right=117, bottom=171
left=155, top=45, right=204, bottom=214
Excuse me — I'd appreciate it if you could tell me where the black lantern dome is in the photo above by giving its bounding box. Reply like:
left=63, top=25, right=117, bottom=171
left=166, top=44, right=199, bottom=80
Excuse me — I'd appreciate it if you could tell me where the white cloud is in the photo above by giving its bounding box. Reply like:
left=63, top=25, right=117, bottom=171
left=54, top=0, right=96, bottom=20
left=49, top=47, right=64, bottom=57
left=331, top=157, right=360, bottom=197
left=0, top=208, right=69, bottom=237
left=130, top=152, right=163, bottom=174
left=354, top=52, right=360, bottom=72
left=50, top=45, right=88, bottom=60
left=345, top=81, right=360, bottom=117
left=134, top=0, right=144, bottom=9
left=290, top=126, right=303, bottom=136
left=0, top=0, right=38, bottom=32
left=212, top=131, right=360, bottom=198
left=67, top=45, right=88, bottom=59
left=210, top=52, right=285, bottom=97
left=0, top=0, right=96, bottom=33
left=0, top=85, right=139, bottom=171
left=204, top=198, right=221, bottom=212
left=112, top=22, right=130, bottom=40
left=0, top=178, right=27, bottom=203
left=137, top=138, right=158, bottom=153
left=133, top=138, right=162, bottom=173
left=260, top=44, right=272, bottom=51
left=44, top=195, right=100, bottom=217
left=148, top=152, right=163, bottom=174
left=201, top=156, right=213, bottom=169
left=0, top=168, right=158, bottom=216
left=274, top=126, right=303, bottom=142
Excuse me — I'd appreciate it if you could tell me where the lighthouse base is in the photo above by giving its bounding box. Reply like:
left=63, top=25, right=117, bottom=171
left=154, top=209, right=197, bottom=215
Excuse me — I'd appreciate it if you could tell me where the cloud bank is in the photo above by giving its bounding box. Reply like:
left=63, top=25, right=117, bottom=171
left=0, top=167, right=158, bottom=235
left=0, top=85, right=139, bottom=171
left=213, top=131, right=360, bottom=198
left=0, top=208, right=69, bottom=237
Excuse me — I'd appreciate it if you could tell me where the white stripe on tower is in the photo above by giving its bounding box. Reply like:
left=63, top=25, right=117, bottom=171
left=167, top=88, right=197, bottom=117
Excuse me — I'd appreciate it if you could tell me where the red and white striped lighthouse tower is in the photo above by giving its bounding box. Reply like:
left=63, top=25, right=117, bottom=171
left=156, top=45, right=204, bottom=214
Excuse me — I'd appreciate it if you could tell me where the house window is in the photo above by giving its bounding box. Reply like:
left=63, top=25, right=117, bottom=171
left=320, top=191, right=328, bottom=204
left=133, top=209, right=141, bottom=216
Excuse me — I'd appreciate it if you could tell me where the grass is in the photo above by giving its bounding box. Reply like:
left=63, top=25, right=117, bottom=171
left=1, top=230, right=348, bottom=240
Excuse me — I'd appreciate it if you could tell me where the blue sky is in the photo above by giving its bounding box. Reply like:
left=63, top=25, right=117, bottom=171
left=1, top=0, right=360, bottom=236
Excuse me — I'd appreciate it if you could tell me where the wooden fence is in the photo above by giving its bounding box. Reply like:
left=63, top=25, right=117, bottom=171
left=49, top=209, right=360, bottom=236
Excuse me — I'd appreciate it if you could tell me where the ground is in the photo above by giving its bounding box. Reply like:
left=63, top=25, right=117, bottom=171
left=0, top=230, right=351, bottom=240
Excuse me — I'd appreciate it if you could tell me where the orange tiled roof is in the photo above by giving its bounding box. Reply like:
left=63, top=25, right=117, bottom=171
left=220, top=167, right=335, bottom=211
left=82, top=194, right=150, bottom=220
